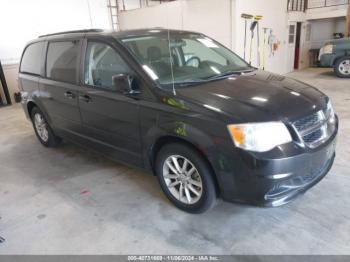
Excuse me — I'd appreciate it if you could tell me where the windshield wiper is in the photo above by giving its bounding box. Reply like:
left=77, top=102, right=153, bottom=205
left=163, top=79, right=208, bottom=87
left=206, top=68, right=256, bottom=81
left=161, top=68, right=257, bottom=87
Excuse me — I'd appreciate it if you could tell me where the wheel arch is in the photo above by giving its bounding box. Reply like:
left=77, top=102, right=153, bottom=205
left=333, top=55, right=350, bottom=77
left=149, top=135, right=220, bottom=194
left=26, top=100, right=53, bottom=125
left=332, top=54, right=349, bottom=66
left=27, top=101, right=37, bottom=117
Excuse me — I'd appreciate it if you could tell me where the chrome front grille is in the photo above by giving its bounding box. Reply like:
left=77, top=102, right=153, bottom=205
left=303, top=129, right=323, bottom=144
left=292, top=110, right=335, bottom=148
left=293, top=111, right=320, bottom=131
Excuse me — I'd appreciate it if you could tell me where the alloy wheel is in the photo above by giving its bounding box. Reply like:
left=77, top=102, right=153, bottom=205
left=34, top=113, right=49, bottom=142
left=339, top=59, right=350, bottom=75
left=162, top=155, right=203, bottom=205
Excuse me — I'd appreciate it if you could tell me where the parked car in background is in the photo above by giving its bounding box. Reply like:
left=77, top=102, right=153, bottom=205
left=319, top=38, right=350, bottom=78
left=19, top=29, right=338, bottom=213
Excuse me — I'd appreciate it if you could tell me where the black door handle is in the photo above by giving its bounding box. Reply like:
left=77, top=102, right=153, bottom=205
left=79, top=94, right=92, bottom=103
left=64, top=91, right=76, bottom=99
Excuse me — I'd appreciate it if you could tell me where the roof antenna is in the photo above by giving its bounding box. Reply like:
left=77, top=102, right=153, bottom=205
left=86, top=0, right=93, bottom=28
left=166, top=3, right=176, bottom=96
left=167, top=29, right=176, bottom=96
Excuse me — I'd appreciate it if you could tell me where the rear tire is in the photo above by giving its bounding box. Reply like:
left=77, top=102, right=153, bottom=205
left=334, top=56, right=350, bottom=78
left=30, top=107, right=61, bottom=147
left=155, top=143, right=217, bottom=214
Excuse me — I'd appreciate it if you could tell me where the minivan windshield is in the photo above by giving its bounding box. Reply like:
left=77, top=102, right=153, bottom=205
left=119, top=32, right=252, bottom=87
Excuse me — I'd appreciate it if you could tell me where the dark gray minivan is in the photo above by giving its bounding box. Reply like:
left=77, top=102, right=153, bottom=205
left=19, top=29, right=338, bottom=213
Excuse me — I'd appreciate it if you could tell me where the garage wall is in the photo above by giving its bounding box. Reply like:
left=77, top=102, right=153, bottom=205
left=310, top=18, right=346, bottom=48
left=119, top=0, right=290, bottom=74
left=121, top=0, right=161, bottom=10
left=180, top=0, right=234, bottom=49
left=0, top=0, right=111, bottom=65
left=0, top=0, right=111, bottom=104
left=118, top=1, right=183, bottom=31
left=306, top=4, right=348, bottom=20
left=234, top=0, right=289, bottom=74
left=118, top=0, right=234, bottom=49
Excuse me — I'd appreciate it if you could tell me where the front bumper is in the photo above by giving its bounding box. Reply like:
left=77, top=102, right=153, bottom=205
left=213, top=122, right=338, bottom=207
left=319, top=54, right=336, bottom=67
left=254, top=144, right=335, bottom=207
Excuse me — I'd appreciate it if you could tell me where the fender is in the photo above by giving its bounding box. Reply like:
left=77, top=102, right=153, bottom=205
left=141, top=112, right=230, bottom=195
left=23, top=90, right=54, bottom=127
left=144, top=121, right=215, bottom=167
left=331, top=51, right=348, bottom=66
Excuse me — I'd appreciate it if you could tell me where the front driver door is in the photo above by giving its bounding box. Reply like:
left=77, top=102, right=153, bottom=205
left=78, top=40, right=143, bottom=167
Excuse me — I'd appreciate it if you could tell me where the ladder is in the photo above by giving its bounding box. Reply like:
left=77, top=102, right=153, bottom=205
left=108, top=0, right=120, bottom=31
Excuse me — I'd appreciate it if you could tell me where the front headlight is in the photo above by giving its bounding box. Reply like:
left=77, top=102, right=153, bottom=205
left=323, top=44, right=334, bottom=54
left=319, top=44, right=335, bottom=60
left=326, top=100, right=336, bottom=123
left=227, top=122, right=292, bottom=152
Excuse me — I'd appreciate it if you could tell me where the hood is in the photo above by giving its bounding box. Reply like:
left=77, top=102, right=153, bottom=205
left=177, top=70, right=327, bottom=123
left=327, top=37, right=350, bottom=45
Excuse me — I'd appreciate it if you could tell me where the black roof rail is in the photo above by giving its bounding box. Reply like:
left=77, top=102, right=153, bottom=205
left=39, top=29, right=104, bottom=38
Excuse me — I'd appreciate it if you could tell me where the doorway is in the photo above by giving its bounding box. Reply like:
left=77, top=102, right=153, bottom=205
left=294, top=22, right=302, bottom=69
left=287, top=22, right=302, bottom=72
left=287, top=22, right=297, bottom=72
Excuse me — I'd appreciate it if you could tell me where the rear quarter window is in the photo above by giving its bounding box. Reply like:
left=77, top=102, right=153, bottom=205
left=46, top=40, right=79, bottom=84
left=20, top=42, right=45, bottom=75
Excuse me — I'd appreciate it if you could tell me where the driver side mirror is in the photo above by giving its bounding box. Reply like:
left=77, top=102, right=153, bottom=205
left=112, top=74, right=140, bottom=95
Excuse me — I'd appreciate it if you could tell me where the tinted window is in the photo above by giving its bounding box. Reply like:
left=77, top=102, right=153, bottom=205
left=20, top=42, right=45, bottom=75
left=182, top=39, right=227, bottom=66
left=121, top=34, right=250, bottom=86
left=84, top=42, right=130, bottom=89
left=46, top=41, right=79, bottom=83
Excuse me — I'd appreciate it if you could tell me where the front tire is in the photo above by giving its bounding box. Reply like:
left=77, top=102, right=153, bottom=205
left=155, top=143, right=217, bottom=213
left=334, top=56, right=350, bottom=78
left=30, top=107, right=61, bottom=147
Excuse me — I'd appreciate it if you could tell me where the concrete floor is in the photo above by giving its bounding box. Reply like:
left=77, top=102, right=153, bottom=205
left=0, top=68, right=349, bottom=255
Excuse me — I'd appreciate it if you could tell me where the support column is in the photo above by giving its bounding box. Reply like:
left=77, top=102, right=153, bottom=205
left=345, top=3, right=350, bottom=37
left=0, top=60, right=12, bottom=105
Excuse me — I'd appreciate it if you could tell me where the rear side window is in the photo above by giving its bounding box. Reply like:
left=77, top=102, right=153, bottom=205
left=46, top=41, right=79, bottom=84
left=20, top=42, right=45, bottom=75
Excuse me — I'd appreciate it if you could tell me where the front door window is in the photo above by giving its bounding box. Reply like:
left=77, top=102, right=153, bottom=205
left=84, top=42, right=130, bottom=90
